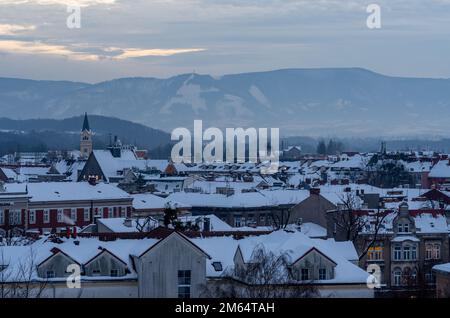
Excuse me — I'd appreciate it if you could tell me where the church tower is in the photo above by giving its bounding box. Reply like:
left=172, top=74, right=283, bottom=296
left=80, top=112, right=93, bottom=159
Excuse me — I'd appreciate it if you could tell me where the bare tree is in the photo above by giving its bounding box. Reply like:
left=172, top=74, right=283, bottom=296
left=331, top=192, right=388, bottom=261
left=0, top=247, right=48, bottom=298
left=201, top=245, right=318, bottom=298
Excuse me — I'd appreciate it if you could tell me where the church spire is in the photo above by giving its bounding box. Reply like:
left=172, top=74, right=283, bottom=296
left=82, top=112, right=90, bottom=132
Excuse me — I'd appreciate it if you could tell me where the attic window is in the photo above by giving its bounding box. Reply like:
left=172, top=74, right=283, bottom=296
left=211, top=262, right=223, bottom=272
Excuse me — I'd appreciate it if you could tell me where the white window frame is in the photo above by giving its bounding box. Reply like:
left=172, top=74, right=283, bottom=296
left=10, top=210, right=22, bottom=225
left=84, top=208, right=90, bottom=222
left=70, top=208, right=77, bottom=222
left=108, top=207, right=113, bottom=218
left=394, top=270, right=402, bottom=286
left=120, top=207, right=126, bottom=218
left=43, top=210, right=50, bottom=224
left=393, top=246, right=402, bottom=260
left=434, top=244, right=441, bottom=259
left=57, top=209, right=63, bottom=223
left=29, top=210, right=36, bottom=224
left=318, top=268, right=327, bottom=280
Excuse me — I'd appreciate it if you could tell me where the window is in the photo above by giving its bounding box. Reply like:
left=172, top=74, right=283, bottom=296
left=394, top=246, right=402, bottom=260
left=301, top=268, right=310, bottom=281
left=403, top=246, right=411, bottom=260
left=411, top=245, right=417, bottom=260
left=425, top=243, right=441, bottom=260
left=110, top=269, right=119, bottom=277
left=29, top=210, right=36, bottom=224
left=46, top=270, right=55, bottom=279
left=368, top=246, right=383, bottom=261
left=57, top=209, right=63, bottom=223
left=9, top=210, right=22, bottom=225
left=403, top=223, right=409, bottom=233
left=84, top=208, right=90, bottom=222
left=393, top=269, right=402, bottom=286
left=70, top=209, right=77, bottom=221
left=425, top=272, right=436, bottom=285
left=212, top=262, right=223, bottom=272
left=108, top=208, right=113, bottom=218
left=234, top=216, right=242, bottom=227
left=178, top=270, right=191, bottom=299
left=398, top=223, right=410, bottom=233
left=43, top=210, right=50, bottom=223
left=92, top=269, right=101, bottom=276
left=434, top=244, right=441, bottom=259
left=120, top=207, right=126, bottom=218
left=0, top=210, right=4, bottom=225
left=319, top=268, right=327, bottom=280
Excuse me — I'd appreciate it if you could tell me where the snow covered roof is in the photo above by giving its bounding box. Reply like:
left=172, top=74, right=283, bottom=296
left=194, top=230, right=368, bottom=284
left=433, top=263, right=450, bottom=273
left=429, top=160, right=450, bottom=178
left=0, top=167, right=17, bottom=179
left=131, top=193, right=190, bottom=210
left=23, top=182, right=131, bottom=202
left=167, top=189, right=309, bottom=209
left=298, top=222, right=327, bottom=238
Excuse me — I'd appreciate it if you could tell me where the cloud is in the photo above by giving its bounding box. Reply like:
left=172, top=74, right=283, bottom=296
left=0, top=24, right=36, bottom=35
left=0, top=40, right=99, bottom=61
left=109, top=47, right=206, bottom=59
left=0, top=40, right=206, bottom=61
left=0, top=0, right=115, bottom=6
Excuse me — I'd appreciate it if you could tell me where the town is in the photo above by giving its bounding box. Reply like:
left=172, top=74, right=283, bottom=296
left=1, top=113, right=449, bottom=298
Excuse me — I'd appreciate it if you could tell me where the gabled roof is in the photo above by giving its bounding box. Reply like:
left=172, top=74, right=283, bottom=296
left=292, top=246, right=337, bottom=266
left=38, top=247, right=81, bottom=267
left=84, top=248, right=128, bottom=267
left=137, top=231, right=211, bottom=260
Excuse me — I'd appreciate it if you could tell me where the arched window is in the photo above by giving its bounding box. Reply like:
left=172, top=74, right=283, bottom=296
left=393, top=268, right=402, bottom=286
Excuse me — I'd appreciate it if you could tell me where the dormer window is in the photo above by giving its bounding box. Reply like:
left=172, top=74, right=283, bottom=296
left=398, top=222, right=410, bottom=233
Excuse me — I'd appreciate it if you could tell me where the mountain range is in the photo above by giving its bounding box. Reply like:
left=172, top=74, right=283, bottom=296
left=1, top=68, right=450, bottom=137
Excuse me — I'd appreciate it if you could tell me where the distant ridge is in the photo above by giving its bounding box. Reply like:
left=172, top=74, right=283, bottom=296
left=1, top=68, right=450, bottom=137
left=0, top=115, right=171, bottom=154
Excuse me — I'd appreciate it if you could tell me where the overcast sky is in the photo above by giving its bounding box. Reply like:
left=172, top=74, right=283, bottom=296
left=0, top=0, right=449, bottom=83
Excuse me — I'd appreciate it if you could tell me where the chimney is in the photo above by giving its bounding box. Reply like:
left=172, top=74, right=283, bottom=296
left=203, top=217, right=211, bottom=232
left=72, top=226, right=77, bottom=239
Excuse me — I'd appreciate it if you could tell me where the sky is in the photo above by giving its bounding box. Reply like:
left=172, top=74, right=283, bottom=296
left=0, top=0, right=450, bottom=83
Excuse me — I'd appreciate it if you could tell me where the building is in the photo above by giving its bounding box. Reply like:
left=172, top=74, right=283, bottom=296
left=80, top=113, right=93, bottom=160
left=0, top=229, right=372, bottom=298
left=0, top=182, right=133, bottom=234
left=167, top=189, right=310, bottom=227
left=351, top=203, right=450, bottom=294
left=432, top=263, right=450, bottom=297
left=428, top=159, right=450, bottom=189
